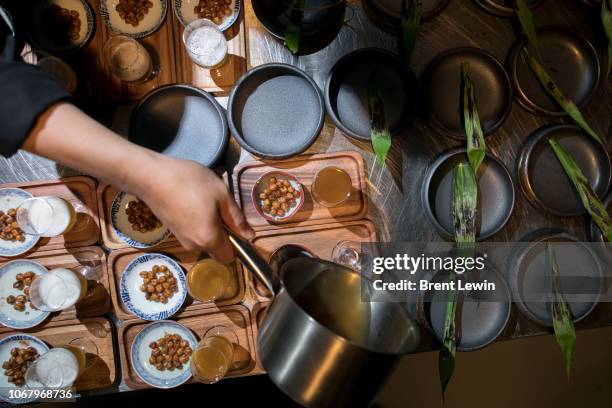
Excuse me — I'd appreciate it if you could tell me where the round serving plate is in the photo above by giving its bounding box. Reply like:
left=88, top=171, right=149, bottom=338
left=130, top=84, right=229, bottom=167
left=0, top=334, right=50, bottom=404
left=472, top=0, right=545, bottom=17
left=100, top=0, right=168, bottom=38
left=110, top=192, right=172, bottom=249
left=421, top=148, right=515, bottom=240
left=173, top=0, right=242, bottom=31
left=507, top=25, right=600, bottom=116
left=130, top=320, right=197, bottom=388
left=587, top=192, right=612, bottom=242
left=417, top=262, right=511, bottom=351
left=120, top=253, right=187, bottom=321
left=508, top=230, right=603, bottom=327
left=362, top=0, right=450, bottom=33
left=228, top=63, right=325, bottom=159
left=422, top=47, right=512, bottom=140
left=325, top=48, right=417, bottom=141
left=517, top=124, right=611, bottom=217
left=0, top=188, right=39, bottom=258
left=30, top=0, right=96, bottom=54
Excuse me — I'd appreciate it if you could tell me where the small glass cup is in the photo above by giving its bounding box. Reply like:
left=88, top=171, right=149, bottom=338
left=103, top=35, right=154, bottom=83
left=29, top=267, right=91, bottom=312
left=311, top=166, right=352, bottom=207
left=190, top=326, right=237, bottom=384
left=16, top=196, right=76, bottom=237
left=25, top=345, right=88, bottom=390
left=22, top=50, right=77, bottom=94
left=182, top=19, right=228, bottom=69
left=187, top=259, right=232, bottom=303
left=332, top=240, right=363, bottom=272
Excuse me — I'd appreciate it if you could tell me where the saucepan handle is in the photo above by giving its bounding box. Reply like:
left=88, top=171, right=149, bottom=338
left=227, top=231, right=276, bottom=296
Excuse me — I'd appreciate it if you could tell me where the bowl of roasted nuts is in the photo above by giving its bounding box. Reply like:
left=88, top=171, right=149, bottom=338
left=130, top=320, right=197, bottom=388
left=0, top=334, right=49, bottom=403
left=100, top=0, right=168, bottom=38
left=252, top=171, right=304, bottom=223
left=174, top=0, right=241, bottom=31
left=0, top=188, right=40, bottom=258
left=0, top=261, right=51, bottom=330
left=120, top=253, right=187, bottom=320
left=111, top=192, right=172, bottom=249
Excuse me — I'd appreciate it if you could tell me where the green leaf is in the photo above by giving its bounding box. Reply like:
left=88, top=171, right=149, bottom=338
left=284, top=0, right=304, bottom=54
left=368, top=71, right=392, bottom=164
left=515, top=0, right=541, bottom=59
left=452, top=163, right=478, bottom=244
left=461, top=62, right=486, bottom=174
left=399, top=0, right=421, bottom=67
left=548, top=139, right=612, bottom=242
left=439, top=287, right=457, bottom=398
left=546, top=243, right=576, bottom=379
left=521, top=48, right=602, bottom=144
left=602, top=0, right=612, bottom=77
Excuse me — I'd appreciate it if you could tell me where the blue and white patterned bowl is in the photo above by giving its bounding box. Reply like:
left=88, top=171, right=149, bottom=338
left=0, top=334, right=50, bottom=404
left=173, top=0, right=241, bottom=31
left=111, top=192, right=171, bottom=249
left=120, top=253, right=187, bottom=321
left=0, top=189, right=39, bottom=258
left=0, top=261, right=51, bottom=330
left=130, top=320, right=197, bottom=389
left=100, top=0, right=168, bottom=38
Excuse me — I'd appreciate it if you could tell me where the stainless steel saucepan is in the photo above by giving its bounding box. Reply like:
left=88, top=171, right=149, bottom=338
left=229, top=234, right=420, bottom=408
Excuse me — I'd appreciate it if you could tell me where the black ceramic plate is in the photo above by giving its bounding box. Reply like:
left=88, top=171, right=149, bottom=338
left=129, top=84, right=228, bottom=167
left=508, top=26, right=600, bottom=115
left=421, top=148, right=515, bottom=240
left=228, top=63, right=325, bottom=159
left=509, top=231, right=603, bottom=327
left=517, top=124, right=611, bottom=217
left=472, top=0, right=545, bottom=17
left=325, top=48, right=417, bottom=141
left=587, top=192, right=612, bottom=242
left=418, top=263, right=511, bottom=351
left=422, top=47, right=512, bottom=140
left=363, top=0, right=450, bottom=32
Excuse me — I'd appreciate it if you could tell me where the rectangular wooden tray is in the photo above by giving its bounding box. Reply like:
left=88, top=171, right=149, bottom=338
left=118, top=305, right=257, bottom=389
left=107, top=242, right=246, bottom=320
left=249, top=301, right=269, bottom=375
left=233, top=151, right=369, bottom=232
left=0, top=246, right=112, bottom=326
left=0, top=317, right=118, bottom=392
left=0, top=177, right=100, bottom=259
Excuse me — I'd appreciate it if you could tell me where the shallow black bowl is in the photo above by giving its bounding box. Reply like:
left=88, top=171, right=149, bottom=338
left=421, top=148, right=515, bottom=240
left=228, top=63, right=325, bottom=159
left=422, top=47, right=512, bottom=140
left=472, top=0, right=545, bottom=17
left=325, top=48, right=417, bottom=141
left=129, top=84, right=228, bottom=167
left=507, top=26, right=600, bottom=116
left=362, top=0, right=450, bottom=32
left=517, top=124, right=611, bottom=217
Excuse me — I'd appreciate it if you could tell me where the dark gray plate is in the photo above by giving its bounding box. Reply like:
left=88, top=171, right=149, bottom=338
left=587, top=193, right=612, bottom=242
left=509, top=231, right=603, bottom=327
left=508, top=26, right=600, bottom=115
left=422, top=47, right=512, bottom=140
left=417, top=263, right=511, bottom=351
left=472, top=0, right=545, bottom=17
left=228, top=63, right=325, bottom=159
left=325, top=48, right=417, bottom=141
left=421, top=148, right=515, bottom=240
left=129, top=84, right=228, bottom=167
left=363, top=0, right=450, bottom=32
left=517, top=124, right=611, bottom=217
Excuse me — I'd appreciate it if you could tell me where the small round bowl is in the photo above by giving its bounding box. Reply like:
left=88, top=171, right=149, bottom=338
left=130, top=320, right=197, bottom=389
left=120, top=253, right=187, bottom=321
left=0, top=188, right=39, bottom=258
left=0, top=334, right=50, bottom=404
left=251, top=171, right=305, bottom=224
left=174, top=0, right=242, bottom=31
left=100, top=0, right=168, bottom=39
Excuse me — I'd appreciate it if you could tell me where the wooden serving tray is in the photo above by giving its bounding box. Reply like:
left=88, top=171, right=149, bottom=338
left=233, top=151, right=369, bottom=232
left=0, top=246, right=112, bottom=326
left=0, top=317, right=118, bottom=392
left=107, top=242, right=246, bottom=320
left=249, top=301, right=269, bottom=375
left=118, top=305, right=256, bottom=389
left=0, top=177, right=100, bottom=259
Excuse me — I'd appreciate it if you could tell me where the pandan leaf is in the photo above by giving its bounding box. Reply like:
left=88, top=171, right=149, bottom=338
left=368, top=71, right=392, bottom=164
left=546, top=243, right=576, bottom=379
left=399, top=0, right=421, bottom=67
left=515, top=0, right=541, bottom=59
left=461, top=62, right=486, bottom=174
left=549, top=138, right=612, bottom=242
left=284, top=0, right=304, bottom=54
left=602, top=0, right=612, bottom=77
left=439, top=285, right=457, bottom=398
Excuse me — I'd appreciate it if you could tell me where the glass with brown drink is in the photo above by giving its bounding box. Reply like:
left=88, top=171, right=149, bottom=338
left=190, top=327, right=236, bottom=384
left=311, top=166, right=352, bottom=207
left=103, top=35, right=153, bottom=82
left=187, top=259, right=231, bottom=302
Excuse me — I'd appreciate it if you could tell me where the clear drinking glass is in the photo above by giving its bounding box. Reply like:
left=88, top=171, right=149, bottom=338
left=25, top=347, right=84, bottom=390
left=187, top=259, right=231, bottom=302
left=332, top=240, right=363, bottom=272
left=22, top=50, right=77, bottom=94
left=28, top=268, right=90, bottom=312
left=16, top=196, right=76, bottom=237
left=182, top=19, right=228, bottom=69
left=311, top=166, right=352, bottom=207
left=190, top=326, right=237, bottom=384
left=103, top=35, right=154, bottom=82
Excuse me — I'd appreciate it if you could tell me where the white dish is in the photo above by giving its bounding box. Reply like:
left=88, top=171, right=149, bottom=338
left=0, top=189, right=39, bottom=258
left=100, top=0, right=168, bottom=38
left=173, top=0, right=241, bottom=31
left=111, top=192, right=171, bottom=249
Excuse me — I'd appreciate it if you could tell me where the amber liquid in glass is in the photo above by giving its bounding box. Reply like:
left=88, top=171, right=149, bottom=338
left=190, top=336, right=234, bottom=384
left=62, top=345, right=87, bottom=378
left=187, top=259, right=231, bottom=302
left=311, top=166, right=352, bottom=207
